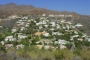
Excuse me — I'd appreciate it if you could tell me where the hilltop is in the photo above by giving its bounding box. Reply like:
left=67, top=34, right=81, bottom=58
left=0, top=3, right=86, bottom=18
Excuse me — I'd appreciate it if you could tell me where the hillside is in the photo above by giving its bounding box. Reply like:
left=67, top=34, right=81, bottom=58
left=0, top=3, right=90, bottom=60
left=0, top=3, right=89, bottom=18
left=0, top=3, right=61, bottom=18
left=0, top=3, right=83, bottom=18
left=0, top=3, right=90, bottom=35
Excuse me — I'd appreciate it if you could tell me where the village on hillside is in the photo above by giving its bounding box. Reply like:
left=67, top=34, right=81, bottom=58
left=0, top=14, right=90, bottom=51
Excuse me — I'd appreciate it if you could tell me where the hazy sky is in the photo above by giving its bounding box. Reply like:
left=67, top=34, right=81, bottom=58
left=0, top=0, right=90, bottom=15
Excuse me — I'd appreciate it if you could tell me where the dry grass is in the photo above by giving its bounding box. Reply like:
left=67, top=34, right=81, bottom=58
left=2, top=46, right=90, bottom=60
left=80, top=50, right=90, bottom=60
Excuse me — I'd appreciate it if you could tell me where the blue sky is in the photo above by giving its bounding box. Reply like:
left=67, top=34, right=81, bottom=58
left=0, top=0, right=90, bottom=15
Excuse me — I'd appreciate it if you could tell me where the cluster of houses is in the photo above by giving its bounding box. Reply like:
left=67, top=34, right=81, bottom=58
left=48, top=14, right=73, bottom=17
left=42, top=14, right=73, bottom=17
left=0, top=15, right=90, bottom=51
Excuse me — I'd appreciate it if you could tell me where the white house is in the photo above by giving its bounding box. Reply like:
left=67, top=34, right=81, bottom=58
left=72, top=35, right=79, bottom=38
left=52, top=32, right=58, bottom=35
left=44, top=25, right=48, bottom=27
left=18, top=35, right=27, bottom=40
left=55, top=39, right=68, bottom=45
left=22, top=16, right=28, bottom=20
left=56, top=24, right=61, bottom=29
left=50, top=28, right=55, bottom=31
left=71, top=26, right=75, bottom=28
left=34, top=21, right=36, bottom=23
left=61, top=20, right=66, bottom=23
left=75, top=23, right=83, bottom=27
left=0, top=41, right=5, bottom=45
left=36, top=41, right=44, bottom=44
left=25, top=23, right=29, bottom=27
left=88, top=38, right=90, bottom=42
left=50, top=22, right=55, bottom=26
left=77, top=38, right=83, bottom=41
left=40, top=17, right=46, bottom=20
left=65, top=15, right=73, bottom=17
left=43, top=33, right=50, bottom=37
left=62, top=27, right=66, bottom=29
left=18, top=20, right=23, bottom=22
left=52, top=32, right=63, bottom=35
left=58, top=39, right=68, bottom=45
left=44, top=45, right=50, bottom=49
left=20, top=27, right=25, bottom=31
left=42, top=14, right=46, bottom=16
left=70, top=36, right=74, bottom=41
left=49, top=14, right=54, bottom=17
left=0, top=26, right=2, bottom=28
left=66, top=25, right=70, bottom=30
left=60, top=45, right=66, bottom=50
left=12, top=28, right=17, bottom=33
left=46, top=20, right=49, bottom=22
left=58, top=14, right=64, bottom=17
left=5, top=36, right=16, bottom=41
left=39, top=26, right=43, bottom=29
left=74, top=31, right=78, bottom=34
left=36, top=21, right=46, bottom=26
left=82, top=34, right=87, bottom=38
left=27, top=20, right=31, bottom=22
left=66, top=21, right=72, bottom=24
left=16, top=22, right=25, bottom=26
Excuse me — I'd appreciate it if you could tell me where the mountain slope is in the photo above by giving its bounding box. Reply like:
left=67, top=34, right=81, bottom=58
left=0, top=3, right=90, bottom=35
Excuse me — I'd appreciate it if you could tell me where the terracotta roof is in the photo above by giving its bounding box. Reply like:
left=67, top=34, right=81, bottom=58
left=34, top=31, right=47, bottom=36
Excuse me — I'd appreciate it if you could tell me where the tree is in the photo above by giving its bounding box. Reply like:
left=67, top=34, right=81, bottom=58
left=31, top=36, right=40, bottom=45
left=65, top=43, right=72, bottom=49
left=35, top=18, right=40, bottom=23
left=0, top=44, right=7, bottom=53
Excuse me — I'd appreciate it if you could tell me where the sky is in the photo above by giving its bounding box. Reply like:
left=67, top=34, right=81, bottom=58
left=0, top=0, right=90, bottom=15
